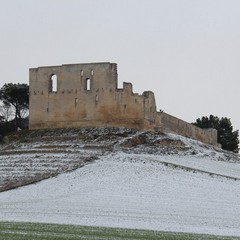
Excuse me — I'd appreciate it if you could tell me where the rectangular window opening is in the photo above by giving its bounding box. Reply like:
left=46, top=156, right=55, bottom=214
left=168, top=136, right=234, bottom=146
left=86, top=78, right=91, bottom=90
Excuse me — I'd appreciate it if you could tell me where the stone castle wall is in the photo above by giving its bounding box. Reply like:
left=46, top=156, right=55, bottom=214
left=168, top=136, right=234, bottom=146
left=29, top=62, right=218, bottom=146
left=29, top=62, right=157, bottom=130
left=156, top=112, right=218, bottom=146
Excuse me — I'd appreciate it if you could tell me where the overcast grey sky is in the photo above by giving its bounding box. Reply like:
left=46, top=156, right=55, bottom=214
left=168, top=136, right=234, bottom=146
left=0, top=0, right=239, bottom=131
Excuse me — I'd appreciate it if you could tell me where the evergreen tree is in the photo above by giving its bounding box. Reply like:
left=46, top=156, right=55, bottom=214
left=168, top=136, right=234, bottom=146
left=0, top=83, right=29, bottom=129
left=193, top=115, right=239, bottom=153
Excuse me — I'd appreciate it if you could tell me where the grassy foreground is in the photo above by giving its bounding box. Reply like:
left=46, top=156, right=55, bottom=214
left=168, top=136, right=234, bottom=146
left=0, top=222, right=239, bottom=240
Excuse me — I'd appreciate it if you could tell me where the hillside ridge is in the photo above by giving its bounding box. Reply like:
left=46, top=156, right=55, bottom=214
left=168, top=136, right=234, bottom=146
left=0, top=127, right=239, bottom=192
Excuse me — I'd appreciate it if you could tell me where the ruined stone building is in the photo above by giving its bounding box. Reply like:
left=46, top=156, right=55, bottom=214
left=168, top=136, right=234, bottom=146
left=29, top=62, right=217, bottom=146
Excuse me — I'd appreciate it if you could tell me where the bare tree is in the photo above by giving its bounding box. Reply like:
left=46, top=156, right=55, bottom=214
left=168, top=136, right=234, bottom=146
left=0, top=102, right=13, bottom=123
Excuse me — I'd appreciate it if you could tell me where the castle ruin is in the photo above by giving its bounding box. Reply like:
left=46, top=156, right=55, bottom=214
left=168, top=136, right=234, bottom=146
left=29, top=62, right=217, bottom=146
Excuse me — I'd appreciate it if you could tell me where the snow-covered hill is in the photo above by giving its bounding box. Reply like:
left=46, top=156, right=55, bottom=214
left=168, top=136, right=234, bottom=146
left=0, top=127, right=240, bottom=236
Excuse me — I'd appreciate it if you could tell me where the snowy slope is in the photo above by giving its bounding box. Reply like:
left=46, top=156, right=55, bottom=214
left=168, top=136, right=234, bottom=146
left=0, top=153, right=240, bottom=237
left=0, top=128, right=240, bottom=236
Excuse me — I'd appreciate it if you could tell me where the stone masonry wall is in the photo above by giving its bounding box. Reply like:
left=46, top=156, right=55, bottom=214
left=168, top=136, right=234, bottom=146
left=156, top=112, right=218, bottom=146
left=29, top=62, right=157, bottom=130
left=29, top=62, right=218, bottom=146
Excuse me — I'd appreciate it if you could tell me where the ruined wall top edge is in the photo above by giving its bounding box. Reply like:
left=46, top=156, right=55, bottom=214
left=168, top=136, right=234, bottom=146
left=30, top=62, right=116, bottom=70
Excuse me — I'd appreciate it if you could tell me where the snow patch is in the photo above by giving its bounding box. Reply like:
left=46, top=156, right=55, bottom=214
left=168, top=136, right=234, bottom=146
left=0, top=153, right=240, bottom=236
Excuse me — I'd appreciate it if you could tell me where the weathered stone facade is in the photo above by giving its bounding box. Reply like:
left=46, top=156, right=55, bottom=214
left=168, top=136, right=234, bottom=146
left=29, top=62, right=218, bottom=146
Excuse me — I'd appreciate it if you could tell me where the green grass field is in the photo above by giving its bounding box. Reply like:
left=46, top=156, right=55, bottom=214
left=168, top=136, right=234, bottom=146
left=0, top=222, right=239, bottom=240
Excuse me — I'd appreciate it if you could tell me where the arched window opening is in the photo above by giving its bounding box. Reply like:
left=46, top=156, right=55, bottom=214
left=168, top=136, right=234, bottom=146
left=80, top=70, right=84, bottom=77
left=50, top=74, right=58, bottom=92
left=91, top=69, right=94, bottom=76
left=86, top=78, right=91, bottom=90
